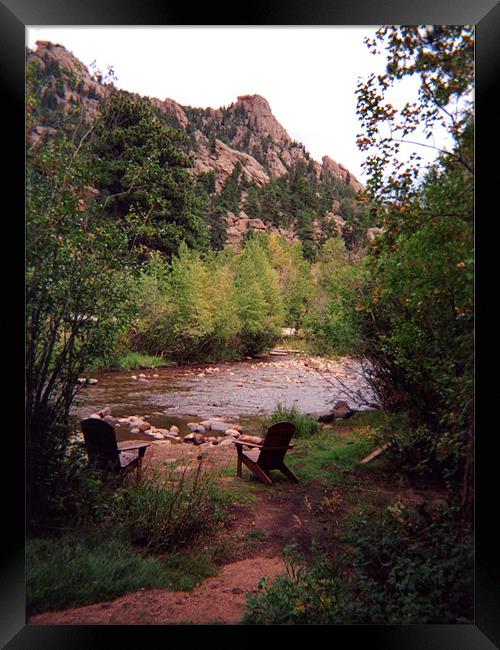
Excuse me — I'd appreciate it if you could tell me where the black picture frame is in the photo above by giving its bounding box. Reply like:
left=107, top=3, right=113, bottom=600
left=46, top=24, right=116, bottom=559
left=4, top=0, right=499, bottom=647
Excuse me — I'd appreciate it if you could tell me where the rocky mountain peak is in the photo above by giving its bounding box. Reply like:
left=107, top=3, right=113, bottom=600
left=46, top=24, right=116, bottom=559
left=235, top=94, right=291, bottom=146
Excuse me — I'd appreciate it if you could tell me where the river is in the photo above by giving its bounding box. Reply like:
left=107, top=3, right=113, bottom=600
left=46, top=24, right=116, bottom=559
left=75, top=353, right=376, bottom=442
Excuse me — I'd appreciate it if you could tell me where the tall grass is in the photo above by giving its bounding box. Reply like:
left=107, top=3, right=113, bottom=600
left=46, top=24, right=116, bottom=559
left=116, top=460, right=225, bottom=553
left=267, top=404, right=320, bottom=438
left=27, top=458, right=228, bottom=615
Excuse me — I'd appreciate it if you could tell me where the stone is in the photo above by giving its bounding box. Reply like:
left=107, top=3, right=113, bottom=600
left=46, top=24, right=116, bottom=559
left=331, top=401, right=354, bottom=419
left=89, top=413, right=101, bottom=419
left=367, top=227, right=385, bottom=242
left=224, top=428, right=241, bottom=438
left=218, top=437, right=236, bottom=447
left=98, top=407, right=112, bottom=417
left=130, top=428, right=140, bottom=435
left=187, top=423, right=206, bottom=434
left=169, top=425, right=180, bottom=434
left=239, top=435, right=263, bottom=445
left=206, top=421, right=233, bottom=433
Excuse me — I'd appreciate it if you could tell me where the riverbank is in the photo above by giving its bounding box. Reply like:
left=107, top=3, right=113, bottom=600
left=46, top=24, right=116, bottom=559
left=28, top=410, right=450, bottom=625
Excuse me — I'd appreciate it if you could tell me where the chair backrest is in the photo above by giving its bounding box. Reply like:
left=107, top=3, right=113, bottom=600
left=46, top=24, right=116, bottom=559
left=258, top=421, right=296, bottom=469
left=81, top=418, right=120, bottom=472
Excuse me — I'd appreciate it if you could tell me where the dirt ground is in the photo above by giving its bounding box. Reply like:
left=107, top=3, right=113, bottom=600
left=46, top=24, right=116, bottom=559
left=28, top=438, right=443, bottom=625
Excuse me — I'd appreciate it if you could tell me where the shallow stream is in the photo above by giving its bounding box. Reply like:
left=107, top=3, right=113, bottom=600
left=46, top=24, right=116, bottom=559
left=75, top=353, right=375, bottom=442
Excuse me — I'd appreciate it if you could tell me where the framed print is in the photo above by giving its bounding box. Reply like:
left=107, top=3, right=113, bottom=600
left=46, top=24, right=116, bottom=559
left=3, top=0, right=499, bottom=646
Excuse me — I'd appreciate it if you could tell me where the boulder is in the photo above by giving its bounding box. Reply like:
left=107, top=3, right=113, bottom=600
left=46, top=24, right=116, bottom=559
left=98, top=406, right=112, bottom=417
left=224, top=428, right=241, bottom=438
left=331, top=401, right=354, bottom=419
left=184, top=432, right=205, bottom=445
left=187, top=423, right=206, bottom=434
left=239, top=435, right=263, bottom=445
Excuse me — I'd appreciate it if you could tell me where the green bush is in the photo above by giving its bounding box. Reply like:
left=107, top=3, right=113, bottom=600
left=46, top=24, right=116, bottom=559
left=114, top=460, right=226, bottom=553
left=267, top=404, right=320, bottom=438
left=244, top=505, right=473, bottom=625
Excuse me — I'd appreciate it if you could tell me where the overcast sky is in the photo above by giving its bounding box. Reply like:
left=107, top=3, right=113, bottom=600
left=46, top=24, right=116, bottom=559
left=27, top=26, right=437, bottom=183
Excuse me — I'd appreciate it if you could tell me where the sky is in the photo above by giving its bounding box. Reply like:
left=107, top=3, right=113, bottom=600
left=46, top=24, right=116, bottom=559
left=26, top=26, right=440, bottom=184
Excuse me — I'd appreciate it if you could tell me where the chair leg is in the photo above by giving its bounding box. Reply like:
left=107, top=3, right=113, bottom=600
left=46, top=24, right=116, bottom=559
left=237, top=448, right=242, bottom=478
left=279, top=463, right=299, bottom=484
left=242, top=458, right=273, bottom=485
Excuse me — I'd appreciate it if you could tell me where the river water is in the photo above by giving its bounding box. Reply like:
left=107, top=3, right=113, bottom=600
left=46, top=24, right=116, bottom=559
left=75, top=353, right=375, bottom=442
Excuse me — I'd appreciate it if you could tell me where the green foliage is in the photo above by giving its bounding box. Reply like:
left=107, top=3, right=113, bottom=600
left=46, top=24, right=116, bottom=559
left=357, top=25, right=474, bottom=204
left=232, top=236, right=285, bottom=354
left=354, top=26, right=474, bottom=525
left=26, top=90, right=138, bottom=526
left=303, top=237, right=365, bottom=355
left=244, top=505, right=473, bottom=624
left=114, top=460, right=226, bottom=554
left=27, top=527, right=218, bottom=615
left=90, top=89, right=209, bottom=257
left=267, top=405, right=320, bottom=439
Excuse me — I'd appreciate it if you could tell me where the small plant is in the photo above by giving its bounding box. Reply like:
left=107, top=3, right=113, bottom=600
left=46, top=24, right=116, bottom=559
left=243, top=505, right=473, bottom=625
left=115, top=459, right=226, bottom=553
left=267, top=404, right=320, bottom=438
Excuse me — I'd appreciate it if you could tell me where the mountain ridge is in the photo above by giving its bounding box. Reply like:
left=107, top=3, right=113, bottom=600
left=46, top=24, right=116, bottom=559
left=27, top=40, right=368, bottom=253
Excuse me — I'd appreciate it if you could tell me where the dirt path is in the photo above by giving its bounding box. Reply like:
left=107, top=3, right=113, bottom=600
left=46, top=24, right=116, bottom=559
left=29, top=557, right=286, bottom=625
left=29, top=442, right=330, bottom=626
left=28, top=437, right=444, bottom=625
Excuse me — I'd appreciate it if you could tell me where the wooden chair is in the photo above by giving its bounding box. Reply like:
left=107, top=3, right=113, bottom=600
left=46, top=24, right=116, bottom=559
left=81, top=417, right=151, bottom=482
left=235, top=421, right=299, bottom=486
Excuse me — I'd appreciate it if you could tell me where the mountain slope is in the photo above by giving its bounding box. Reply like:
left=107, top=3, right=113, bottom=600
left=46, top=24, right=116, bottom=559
left=27, top=40, right=368, bottom=254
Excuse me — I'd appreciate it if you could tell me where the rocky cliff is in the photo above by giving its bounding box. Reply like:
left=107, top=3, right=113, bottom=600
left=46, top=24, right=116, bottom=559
left=27, top=41, right=366, bottom=250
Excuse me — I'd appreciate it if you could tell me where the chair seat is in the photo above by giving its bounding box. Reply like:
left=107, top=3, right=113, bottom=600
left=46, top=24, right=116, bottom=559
left=242, top=448, right=260, bottom=463
left=119, top=451, right=139, bottom=468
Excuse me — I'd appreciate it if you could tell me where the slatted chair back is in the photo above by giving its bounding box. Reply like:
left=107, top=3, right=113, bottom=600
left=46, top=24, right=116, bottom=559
left=258, top=421, right=296, bottom=469
left=81, top=417, right=121, bottom=472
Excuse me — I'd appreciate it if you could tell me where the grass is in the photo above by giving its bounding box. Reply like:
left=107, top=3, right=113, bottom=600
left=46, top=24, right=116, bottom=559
left=267, top=404, right=320, bottom=438
left=27, top=527, right=218, bottom=615
left=90, top=351, right=171, bottom=371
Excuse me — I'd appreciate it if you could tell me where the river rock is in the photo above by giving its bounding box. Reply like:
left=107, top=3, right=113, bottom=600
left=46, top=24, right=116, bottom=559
left=239, top=435, right=263, bottom=445
left=98, top=406, right=112, bottom=417
left=332, top=401, right=354, bottom=419
left=187, top=423, right=206, bottom=434
left=218, top=437, right=236, bottom=447
left=138, top=421, right=152, bottom=431
left=183, top=432, right=205, bottom=445
left=169, top=425, right=180, bottom=434
left=224, top=428, right=241, bottom=438
left=89, top=413, right=101, bottom=419
left=206, top=421, right=234, bottom=433
left=130, top=427, right=140, bottom=435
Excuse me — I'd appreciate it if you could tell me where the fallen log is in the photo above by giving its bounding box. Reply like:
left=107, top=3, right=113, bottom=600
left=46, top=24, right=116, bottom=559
left=360, top=442, right=391, bottom=464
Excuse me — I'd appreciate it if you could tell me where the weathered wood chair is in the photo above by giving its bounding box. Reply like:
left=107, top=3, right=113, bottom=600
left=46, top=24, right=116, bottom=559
left=81, top=417, right=151, bottom=482
left=234, top=421, right=299, bottom=486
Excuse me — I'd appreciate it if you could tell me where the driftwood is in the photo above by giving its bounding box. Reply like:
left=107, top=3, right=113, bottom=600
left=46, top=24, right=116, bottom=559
left=360, top=442, right=391, bottom=464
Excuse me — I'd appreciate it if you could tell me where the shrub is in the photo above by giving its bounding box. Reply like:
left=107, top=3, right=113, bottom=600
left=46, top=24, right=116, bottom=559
left=114, top=459, right=226, bottom=553
left=244, top=504, right=473, bottom=625
left=267, top=404, right=320, bottom=438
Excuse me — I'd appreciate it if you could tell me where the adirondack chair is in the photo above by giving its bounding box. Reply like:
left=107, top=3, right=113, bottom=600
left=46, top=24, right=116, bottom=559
left=81, top=417, right=151, bottom=481
left=234, top=421, right=299, bottom=486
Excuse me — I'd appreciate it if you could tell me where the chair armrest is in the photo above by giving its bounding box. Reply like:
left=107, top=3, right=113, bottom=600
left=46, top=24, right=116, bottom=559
left=118, top=442, right=151, bottom=452
left=234, top=441, right=263, bottom=449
